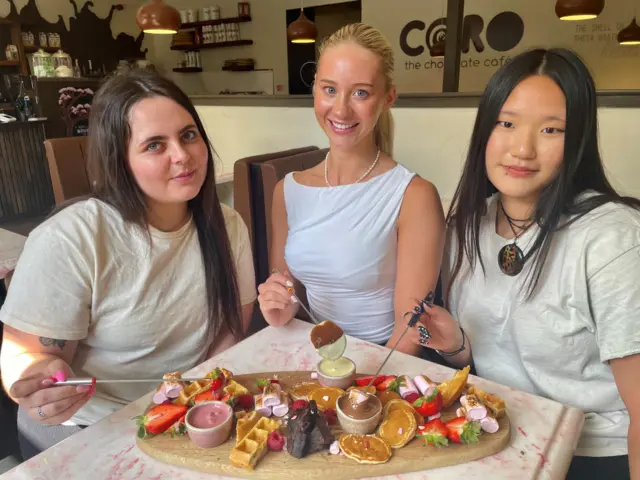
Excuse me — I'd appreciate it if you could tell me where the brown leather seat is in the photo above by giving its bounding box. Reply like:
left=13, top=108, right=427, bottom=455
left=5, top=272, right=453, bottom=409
left=44, top=137, right=91, bottom=205
left=234, top=147, right=328, bottom=332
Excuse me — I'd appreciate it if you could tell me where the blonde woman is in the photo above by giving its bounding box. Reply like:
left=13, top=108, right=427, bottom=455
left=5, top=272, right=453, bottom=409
left=257, top=24, right=444, bottom=356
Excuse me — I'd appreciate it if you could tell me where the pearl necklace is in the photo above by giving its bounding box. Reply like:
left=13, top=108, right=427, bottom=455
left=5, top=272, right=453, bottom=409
left=324, top=150, right=381, bottom=187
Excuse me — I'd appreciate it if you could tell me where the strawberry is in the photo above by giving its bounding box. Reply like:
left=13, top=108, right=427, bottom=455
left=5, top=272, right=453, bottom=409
left=206, top=368, right=225, bottom=391
left=193, top=389, right=220, bottom=405
left=445, top=417, right=481, bottom=444
left=236, top=394, right=254, bottom=410
left=354, top=375, right=386, bottom=387
left=168, top=414, right=187, bottom=438
left=220, top=392, right=236, bottom=407
left=324, top=408, right=337, bottom=425
left=416, top=418, right=449, bottom=447
left=256, top=378, right=280, bottom=392
left=292, top=400, right=309, bottom=412
left=413, top=389, right=443, bottom=418
left=267, top=430, right=285, bottom=451
left=376, top=375, right=399, bottom=392
left=135, top=404, right=187, bottom=438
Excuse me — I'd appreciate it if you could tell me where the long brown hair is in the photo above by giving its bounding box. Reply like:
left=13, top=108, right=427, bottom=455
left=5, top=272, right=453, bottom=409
left=77, top=70, right=243, bottom=341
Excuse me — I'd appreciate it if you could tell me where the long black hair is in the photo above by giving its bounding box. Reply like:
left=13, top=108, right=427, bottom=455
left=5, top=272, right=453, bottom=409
left=63, top=70, right=244, bottom=341
left=447, top=48, right=640, bottom=299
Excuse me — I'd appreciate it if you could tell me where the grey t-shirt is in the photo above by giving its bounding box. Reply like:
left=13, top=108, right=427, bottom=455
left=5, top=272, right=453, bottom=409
left=445, top=194, right=640, bottom=456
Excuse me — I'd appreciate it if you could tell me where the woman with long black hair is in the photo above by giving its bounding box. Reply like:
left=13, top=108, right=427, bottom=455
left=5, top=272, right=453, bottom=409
left=411, top=48, right=639, bottom=479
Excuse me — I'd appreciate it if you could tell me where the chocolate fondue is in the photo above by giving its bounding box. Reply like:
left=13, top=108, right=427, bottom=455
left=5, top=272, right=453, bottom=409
left=339, top=392, right=381, bottom=420
left=310, top=321, right=344, bottom=349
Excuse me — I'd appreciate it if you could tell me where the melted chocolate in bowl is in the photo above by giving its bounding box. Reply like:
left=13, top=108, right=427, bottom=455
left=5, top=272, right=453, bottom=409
left=310, top=321, right=344, bottom=349
left=338, top=393, right=381, bottom=420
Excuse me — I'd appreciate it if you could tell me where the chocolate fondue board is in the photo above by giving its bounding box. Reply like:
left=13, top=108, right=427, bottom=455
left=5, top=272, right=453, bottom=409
left=135, top=322, right=511, bottom=479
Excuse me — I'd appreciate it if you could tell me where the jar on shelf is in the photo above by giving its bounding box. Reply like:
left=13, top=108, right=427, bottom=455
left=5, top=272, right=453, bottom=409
left=33, top=49, right=54, bottom=77
left=53, top=49, right=72, bottom=70
left=211, top=5, right=221, bottom=20
left=38, top=32, right=48, bottom=47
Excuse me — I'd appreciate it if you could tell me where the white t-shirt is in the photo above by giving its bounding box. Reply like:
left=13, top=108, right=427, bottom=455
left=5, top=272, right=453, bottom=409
left=444, top=193, right=640, bottom=457
left=1, top=199, right=256, bottom=425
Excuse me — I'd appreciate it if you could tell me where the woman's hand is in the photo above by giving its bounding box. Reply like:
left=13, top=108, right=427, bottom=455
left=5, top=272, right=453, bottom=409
left=9, top=358, right=93, bottom=425
left=411, top=303, right=464, bottom=352
left=257, top=271, right=297, bottom=327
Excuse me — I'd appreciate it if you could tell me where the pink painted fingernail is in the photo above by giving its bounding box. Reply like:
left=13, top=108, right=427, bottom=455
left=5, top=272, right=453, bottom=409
left=88, top=386, right=96, bottom=397
left=290, top=295, right=298, bottom=303
left=54, top=370, right=67, bottom=382
left=285, top=280, right=293, bottom=287
left=41, top=379, right=54, bottom=387
left=76, top=386, right=91, bottom=394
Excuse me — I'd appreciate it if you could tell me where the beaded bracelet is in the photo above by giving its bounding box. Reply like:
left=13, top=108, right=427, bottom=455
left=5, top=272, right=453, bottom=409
left=435, top=327, right=467, bottom=357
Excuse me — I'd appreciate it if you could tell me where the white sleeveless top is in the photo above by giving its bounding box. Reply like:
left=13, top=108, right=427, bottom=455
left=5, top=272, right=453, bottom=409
left=284, top=164, right=416, bottom=344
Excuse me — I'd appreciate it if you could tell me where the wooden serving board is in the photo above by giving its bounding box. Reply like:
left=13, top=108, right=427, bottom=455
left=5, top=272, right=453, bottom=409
left=136, top=371, right=511, bottom=479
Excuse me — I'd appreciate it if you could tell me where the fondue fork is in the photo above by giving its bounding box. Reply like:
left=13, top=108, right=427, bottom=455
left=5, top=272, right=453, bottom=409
left=271, top=268, right=320, bottom=324
left=365, top=291, right=435, bottom=389
left=50, top=377, right=213, bottom=386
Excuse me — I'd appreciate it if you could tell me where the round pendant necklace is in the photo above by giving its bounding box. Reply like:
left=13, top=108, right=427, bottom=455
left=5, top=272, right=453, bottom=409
left=324, top=150, right=380, bottom=187
left=497, top=199, right=534, bottom=276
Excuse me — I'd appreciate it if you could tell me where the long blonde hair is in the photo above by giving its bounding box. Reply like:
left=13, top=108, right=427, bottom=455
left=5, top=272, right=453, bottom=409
left=318, top=23, right=395, bottom=157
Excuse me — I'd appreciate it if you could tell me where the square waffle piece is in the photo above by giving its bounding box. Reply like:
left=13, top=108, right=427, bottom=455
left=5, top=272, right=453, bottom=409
left=229, top=416, right=280, bottom=470
left=236, top=410, right=264, bottom=446
left=224, top=379, right=250, bottom=397
left=173, top=380, right=212, bottom=406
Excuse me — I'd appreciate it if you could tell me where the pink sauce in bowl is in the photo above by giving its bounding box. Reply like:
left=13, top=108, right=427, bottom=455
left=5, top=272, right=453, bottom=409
left=185, top=401, right=233, bottom=448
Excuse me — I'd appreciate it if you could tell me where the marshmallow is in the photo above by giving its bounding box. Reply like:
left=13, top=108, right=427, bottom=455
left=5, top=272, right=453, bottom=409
left=461, top=394, right=487, bottom=421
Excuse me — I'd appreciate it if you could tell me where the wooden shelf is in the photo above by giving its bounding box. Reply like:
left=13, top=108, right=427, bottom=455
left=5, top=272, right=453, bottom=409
left=222, top=66, right=254, bottom=72
left=180, top=15, right=251, bottom=29
left=0, top=60, right=20, bottom=67
left=173, top=67, right=202, bottom=73
left=23, top=45, right=58, bottom=54
left=170, top=40, right=253, bottom=51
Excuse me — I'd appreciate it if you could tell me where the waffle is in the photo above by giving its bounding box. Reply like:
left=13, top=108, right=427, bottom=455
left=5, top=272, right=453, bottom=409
left=224, top=379, right=249, bottom=397
left=438, top=365, right=470, bottom=408
left=236, top=410, right=264, bottom=446
left=173, top=380, right=212, bottom=406
left=229, top=416, right=280, bottom=470
left=377, top=408, right=416, bottom=448
left=339, top=434, right=391, bottom=464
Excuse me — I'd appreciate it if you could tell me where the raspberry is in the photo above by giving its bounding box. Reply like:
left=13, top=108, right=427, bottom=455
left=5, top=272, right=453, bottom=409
left=291, top=400, right=309, bottom=411
left=236, top=394, right=254, bottom=410
left=324, top=408, right=337, bottom=425
left=267, top=430, right=285, bottom=451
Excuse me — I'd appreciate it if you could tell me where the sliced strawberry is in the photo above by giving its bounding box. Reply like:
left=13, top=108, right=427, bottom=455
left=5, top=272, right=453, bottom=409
left=194, top=389, right=219, bottom=405
left=220, top=392, right=236, bottom=407
left=135, top=404, right=187, bottom=437
left=445, top=417, right=481, bottom=444
left=413, top=389, right=443, bottom=418
left=416, top=418, right=449, bottom=447
left=236, top=394, right=254, bottom=410
left=354, top=375, right=385, bottom=387
left=206, top=368, right=225, bottom=391
left=404, top=392, right=420, bottom=404
left=292, top=400, right=309, bottom=412
left=256, top=378, right=280, bottom=392
left=376, top=375, right=399, bottom=392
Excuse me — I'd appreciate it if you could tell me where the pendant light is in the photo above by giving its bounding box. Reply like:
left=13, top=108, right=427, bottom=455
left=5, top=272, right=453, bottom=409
left=555, top=0, right=605, bottom=21
left=287, top=2, right=317, bottom=44
left=136, top=0, right=181, bottom=34
left=618, top=3, right=640, bottom=46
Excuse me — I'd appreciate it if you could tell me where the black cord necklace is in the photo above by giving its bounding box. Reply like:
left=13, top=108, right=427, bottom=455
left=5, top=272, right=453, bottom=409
left=497, top=199, right=535, bottom=276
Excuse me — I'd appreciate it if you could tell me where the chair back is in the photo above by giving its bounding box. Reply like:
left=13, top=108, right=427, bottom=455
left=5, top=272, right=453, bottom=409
left=44, top=137, right=91, bottom=205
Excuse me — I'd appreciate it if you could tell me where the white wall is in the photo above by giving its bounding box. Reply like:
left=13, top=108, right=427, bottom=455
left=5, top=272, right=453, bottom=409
left=196, top=104, right=640, bottom=205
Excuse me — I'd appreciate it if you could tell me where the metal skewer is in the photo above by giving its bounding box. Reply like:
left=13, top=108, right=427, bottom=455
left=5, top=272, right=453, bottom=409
left=271, top=268, right=321, bottom=325
left=52, top=377, right=212, bottom=386
left=365, top=291, right=435, bottom=389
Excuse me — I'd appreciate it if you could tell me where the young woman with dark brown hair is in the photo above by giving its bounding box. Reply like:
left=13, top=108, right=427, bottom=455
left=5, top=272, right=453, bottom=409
left=0, top=70, right=256, bottom=459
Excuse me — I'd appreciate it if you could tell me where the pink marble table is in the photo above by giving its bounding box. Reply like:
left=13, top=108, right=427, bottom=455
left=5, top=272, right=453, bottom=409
left=0, top=228, right=25, bottom=279
left=0, top=319, right=584, bottom=480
